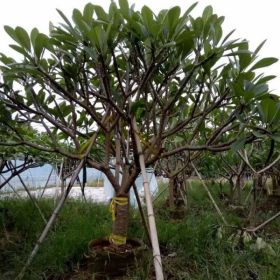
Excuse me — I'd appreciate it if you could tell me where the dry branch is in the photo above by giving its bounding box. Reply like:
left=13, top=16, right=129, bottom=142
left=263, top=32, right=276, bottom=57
left=16, top=159, right=85, bottom=280
left=246, top=211, right=280, bottom=233
left=191, top=162, right=228, bottom=225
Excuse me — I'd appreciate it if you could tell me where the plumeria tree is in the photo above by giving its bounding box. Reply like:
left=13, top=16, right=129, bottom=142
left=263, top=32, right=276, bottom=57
left=0, top=0, right=278, bottom=256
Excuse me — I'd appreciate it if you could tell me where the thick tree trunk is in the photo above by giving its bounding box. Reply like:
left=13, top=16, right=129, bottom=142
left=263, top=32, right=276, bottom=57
left=110, top=196, right=129, bottom=245
left=181, top=178, right=188, bottom=209
left=235, top=176, right=242, bottom=205
left=272, top=174, right=280, bottom=196
left=249, top=193, right=256, bottom=227
left=229, top=177, right=234, bottom=202
left=256, top=173, right=264, bottom=193
left=169, top=175, right=188, bottom=212
left=248, top=174, right=263, bottom=227
left=272, top=175, right=277, bottom=194
left=168, top=177, right=175, bottom=209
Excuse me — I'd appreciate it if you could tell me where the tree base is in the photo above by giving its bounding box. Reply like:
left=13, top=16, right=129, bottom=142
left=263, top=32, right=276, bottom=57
left=260, top=194, right=280, bottom=212
left=86, top=237, right=147, bottom=278
left=169, top=208, right=187, bottom=219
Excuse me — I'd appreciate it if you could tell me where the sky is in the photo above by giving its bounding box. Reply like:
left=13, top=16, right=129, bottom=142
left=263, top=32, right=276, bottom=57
left=0, top=0, right=279, bottom=92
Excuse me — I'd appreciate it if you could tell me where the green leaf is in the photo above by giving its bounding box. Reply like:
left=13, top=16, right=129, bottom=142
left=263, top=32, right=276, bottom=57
left=72, top=8, right=90, bottom=35
left=238, top=71, right=255, bottom=82
left=25, top=87, right=33, bottom=106
left=252, top=131, right=267, bottom=139
left=270, top=135, right=280, bottom=142
left=119, top=0, right=129, bottom=17
left=250, top=57, right=278, bottom=71
left=30, top=28, right=39, bottom=51
left=238, top=41, right=251, bottom=70
left=202, top=5, right=213, bottom=21
left=34, top=33, right=50, bottom=59
left=213, top=24, right=223, bottom=45
left=105, top=22, right=115, bottom=46
left=252, top=83, right=268, bottom=96
left=109, top=1, right=118, bottom=18
left=83, top=3, right=94, bottom=23
left=182, top=2, right=198, bottom=17
left=56, top=9, right=74, bottom=29
left=83, top=46, right=97, bottom=60
left=4, top=26, right=18, bottom=42
left=192, top=17, right=203, bottom=37
left=61, top=103, right=72, bottom=117
left=130, top=99, right=146, bottom=119
left=231, top=137, right=247, bottom=152
left=253, top=40, right=266, bottom=57
left=9, top=44, right=29, bottom=57
left=257, top=75, right=276, bottom=85
left=37, top=89, right=46, bottom=104
left=225, top=49, right=252, bottom=58
left=258, top=98, right=280, bottom=124
left=15, top=26, right=31, bottom=51
left=141, top=6, right=157, bottom=36
left=0, top=53, right=15, bottom=65
left=167, top=6, right=181, bottom=34
left=88, top=26, right=107, bottom=53
left=221, top=29, right=235, bottom=45
left=0, top=102, right=11, bottom=122
left=94, top=5, right=108, bottom=21
left=176, top=30, right=194, bottom=57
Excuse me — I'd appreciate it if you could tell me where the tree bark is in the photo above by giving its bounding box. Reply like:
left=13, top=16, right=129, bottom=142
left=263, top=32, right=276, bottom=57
left=110, top=196, right=129, bottom=245
left=272, top=174, right=280, bottom=196
left=168, top=177, right=175, bottom=209
left=248, top=174, right=262, bottom=227
left=235, top=175, right=242, bottom=205
left=272, top=175, right=277, bottom=194
left=229, top=177, right=234, bottom=202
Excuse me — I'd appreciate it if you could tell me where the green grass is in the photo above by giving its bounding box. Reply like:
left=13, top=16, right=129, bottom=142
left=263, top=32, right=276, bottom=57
left=86, top=178, right=104, bottom=187
left=1, top=181, right=280, bottom=279
left=0, top=199, right=112, bottom=279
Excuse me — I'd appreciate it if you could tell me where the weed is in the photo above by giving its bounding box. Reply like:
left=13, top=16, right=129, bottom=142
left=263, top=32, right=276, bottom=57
left=1, top=181, right=280, bottom=279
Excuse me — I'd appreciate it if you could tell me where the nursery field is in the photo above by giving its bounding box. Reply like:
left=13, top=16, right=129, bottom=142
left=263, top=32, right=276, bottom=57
left=1, top=1, right=280, bottom=279
left=1, top=181, right=280, bottom=280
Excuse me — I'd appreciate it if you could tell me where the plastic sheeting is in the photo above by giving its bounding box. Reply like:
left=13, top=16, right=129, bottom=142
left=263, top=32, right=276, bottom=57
left=0, top=160, right=101, bottom=193
left=103, top=168, right=158, bottom=207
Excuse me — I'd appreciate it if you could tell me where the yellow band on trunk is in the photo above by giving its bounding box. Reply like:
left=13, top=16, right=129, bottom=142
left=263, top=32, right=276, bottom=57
left=109, top=234, right=127, bottom=245
left=109, top=197, right=128, bottom=221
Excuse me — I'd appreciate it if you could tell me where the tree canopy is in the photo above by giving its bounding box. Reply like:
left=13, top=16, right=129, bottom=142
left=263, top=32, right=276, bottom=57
left=0, top=0, right=279, bottom=194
